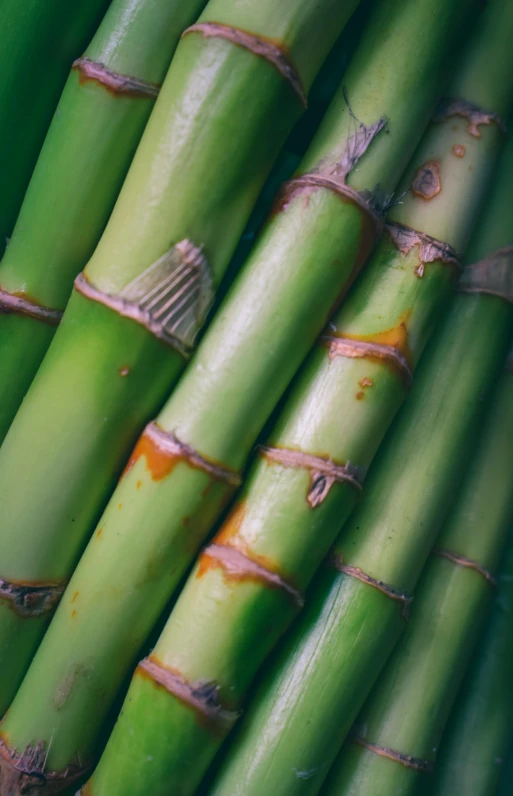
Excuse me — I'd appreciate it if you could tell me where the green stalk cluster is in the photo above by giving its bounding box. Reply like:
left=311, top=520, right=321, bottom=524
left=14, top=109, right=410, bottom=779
left=0, top=0, right=480, bottom=791
left=433, top=528, right=513, bottom=796
left=0, top=0, right=357, bottom=720
left=79, top=6, right=513, bottom=794
left=323, top=355, right=513, bottom=795
left=0, top=0, right=110, bottom=251
left=206, top=7, right=513, bottom=788
left=0, top=0, right=208, bottom=442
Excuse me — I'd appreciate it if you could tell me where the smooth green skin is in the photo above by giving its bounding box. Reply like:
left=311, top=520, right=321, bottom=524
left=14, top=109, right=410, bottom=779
left=0, top=0, right=354, bottom=713
left=209, top=292, right=513, bottom=796
left=433, top=535, right=513, bottom=796
left=0, top=291, right=183, bottom=710
left=0, top=0, right=110, bottom=250
left=0, top=0, right=208, bottom=442
left=0, top=0, right=480, bottom=781
left=324, top=368, right=513, bottom=796
left=85, top=10, right=506, bottom=789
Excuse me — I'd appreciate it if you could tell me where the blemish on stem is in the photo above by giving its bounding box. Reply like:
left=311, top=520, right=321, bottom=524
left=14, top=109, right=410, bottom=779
left=411, top=161, right=441, bottom=200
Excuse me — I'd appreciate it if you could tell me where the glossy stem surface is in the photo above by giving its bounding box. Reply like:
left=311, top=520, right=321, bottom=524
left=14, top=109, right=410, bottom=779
left=0, top=0, right=355, bottom=722
left=0, top=0, right=208, bottom=441
left=83, top=7, right=510, bottom=792
left=0, top=0, right=479, bottom=791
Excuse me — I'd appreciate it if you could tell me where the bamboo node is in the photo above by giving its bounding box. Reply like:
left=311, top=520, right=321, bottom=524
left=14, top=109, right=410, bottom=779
left=182, top=23, right=307, bottom=107
left=141, top=423, right=242, bottom=486
left=458, top=246, right=513, bottom=304
left=351, top=736, right=434, bottom=773
left=200, top=543, right=304, bottom=607
left=0, top=288, right=62, bottom=326
left=0, top=577, right=67, bottom=618
left=72, top=57, right=160, bottom=99
left=322, top=335, right=414, bottom=389
left=386, top=222, right=461, bottom=277
left=260, top=446, right=365, bottom=507
left=331, top=554, right=413, bottom=619
left=434, top=98, right=507, bottom=138
left=433, top=548, right=497, bottom=587
left=0, top=735, right=88, bottom=794
left=75, top=240, right=214, bottom=356
left=137, top=657, right=240, bottom=734
left=282, top=174, right=385, bottom=238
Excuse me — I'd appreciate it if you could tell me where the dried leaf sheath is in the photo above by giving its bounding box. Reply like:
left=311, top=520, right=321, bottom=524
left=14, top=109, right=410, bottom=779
left=0, top=0, right=357, bottom=721
left=0, top=0, right=209, bottom=442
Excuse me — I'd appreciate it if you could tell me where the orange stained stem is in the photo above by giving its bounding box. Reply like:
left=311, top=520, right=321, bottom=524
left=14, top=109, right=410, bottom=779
left=340, top=309, right=413, bottom=369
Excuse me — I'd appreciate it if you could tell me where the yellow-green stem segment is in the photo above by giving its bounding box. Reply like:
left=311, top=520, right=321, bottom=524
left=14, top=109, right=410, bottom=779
left=0, top=0, right=209, bottom=442
left=0, top=0, right=358, bottom=724
left=206, top=11, right=513, bottom=785
left=0, top=0, right=482, bottom=792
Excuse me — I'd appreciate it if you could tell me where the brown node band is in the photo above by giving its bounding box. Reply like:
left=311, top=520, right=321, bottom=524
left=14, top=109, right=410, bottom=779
left=183, top=22, right=306, bottom=107
left=0, top=736, right=88, bottom=794
left=75, top=270, right=192, bottom=358
left=331, top=554, right=412, bottom=619
left=260, top=445, right=365, bottom=508
left=73, top=57, right=160, bottom=98
left=144, top=422, right=242, bottom=486
left=282, top=174, right=385, bottom=237
left=0, top=288, right=62, bottom=326
left=386, top=222, right=461, bottom=278
left=458, top=246, right=513, bottom=304
left=433, top=548, right=497, bottom=587
left=352, top=737, right=434, bottom=773
left=137, top=656, right=239, bottom=733
left=434, top=98, right=507, bottom=138
left=323, top=335, right=414, bottom=389
left=0, top=577, right=67, bottom=618
left=201, top=543, right=304, bottom=608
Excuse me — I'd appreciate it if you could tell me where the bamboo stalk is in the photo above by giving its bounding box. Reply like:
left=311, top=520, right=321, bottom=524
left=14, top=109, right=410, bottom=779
left=204, top=10, right=513, bottom=789
left=432, top=529, right=513, bottom=796
left=0, top=0, right=357, bottom=724
left=0, top=0, right=209, bottom=443
left=323, top=354, right=513, bottom=795
left=0, top=1, right=480, bottom=792
left=76, top=9, right=513, bottom=796
left=0, top=0, right=111, bottom=252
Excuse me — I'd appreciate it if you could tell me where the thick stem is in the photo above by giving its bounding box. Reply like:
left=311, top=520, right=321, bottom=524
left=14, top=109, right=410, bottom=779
left=323, top=360, right=513, bottom=795
left=0, top=0, right=208, bottom=442
left=0, top=0, right=481, bottom=791
left=0, top=0, right=110, bottom=251
left=0, top=0, right=357, bottom=724
left=205, top=14, right=513, bottom=784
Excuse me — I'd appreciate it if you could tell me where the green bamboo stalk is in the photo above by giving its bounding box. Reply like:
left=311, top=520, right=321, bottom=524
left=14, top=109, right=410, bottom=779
left=205, top=20, right=513, bottom=791
left=0, top=0, right=111, bottom=251
left=0, top=0, right=357, bottom=722
left=77, top=11, right=513, bottom=795
left=0, top=0, right=209, bottom=443
left=432, top=528, right=513, bottom=796
left=322, top=355, right=513, bottom=796
left=0, top=1, right=480, bottom=791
